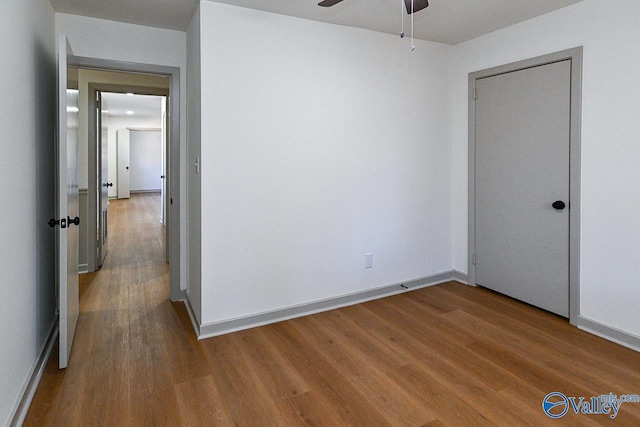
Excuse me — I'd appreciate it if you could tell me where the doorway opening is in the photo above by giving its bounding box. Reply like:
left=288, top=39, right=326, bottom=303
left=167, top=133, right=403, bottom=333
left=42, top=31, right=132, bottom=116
left=74, top=57, right=182, bottom=302
left=99, top=91, right=168, bottom=254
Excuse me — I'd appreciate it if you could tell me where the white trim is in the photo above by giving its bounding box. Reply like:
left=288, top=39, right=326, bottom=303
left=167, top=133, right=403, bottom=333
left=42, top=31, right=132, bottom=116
left=78, top=264, right=89, bottom=274
left=195, top=271, right=463, bottom=340
left=577, top=316, right=640, bottom=353
left=9, top=320, right=58, bottom=427
left=452, top=269, right=469, bottom=285
left=184, top=293, right=201, bottom=338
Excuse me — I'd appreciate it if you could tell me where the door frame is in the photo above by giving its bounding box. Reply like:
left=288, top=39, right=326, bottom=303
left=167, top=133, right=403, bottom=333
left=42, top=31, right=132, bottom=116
left=88, top=84, right=169, bottom=269
left=78, top=56, right=182, bottom=302
left=467, top=47, right=582, bottom=325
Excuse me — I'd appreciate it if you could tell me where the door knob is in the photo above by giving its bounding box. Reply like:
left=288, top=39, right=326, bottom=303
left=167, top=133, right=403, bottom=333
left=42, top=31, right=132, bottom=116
left=552, top=200, right=566, bottom=210
left=67, top=216, right=80, bottom=226
left=103, top=182, right=113, bottom=187
left=48, top=217, right=67, bottom=228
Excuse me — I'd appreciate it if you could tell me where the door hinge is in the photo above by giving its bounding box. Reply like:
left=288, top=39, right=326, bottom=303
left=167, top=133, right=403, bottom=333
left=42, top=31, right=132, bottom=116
left=473, top=88, right=477, bottom=100
left=472, top=253, right=477, bottom=265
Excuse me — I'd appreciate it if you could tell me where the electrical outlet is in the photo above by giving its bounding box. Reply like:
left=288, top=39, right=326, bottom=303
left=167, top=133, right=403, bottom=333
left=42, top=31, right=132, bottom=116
left=365, top=253, right=373, bottom=269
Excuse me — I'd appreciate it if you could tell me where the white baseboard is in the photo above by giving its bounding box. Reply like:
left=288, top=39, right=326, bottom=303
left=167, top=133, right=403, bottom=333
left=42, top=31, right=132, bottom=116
left=78, top=264, right=89, bottom=274
left=196, top=270, right=465, bottom=340
left=452, top=269, right=469, bottom=284
left=184, top=294, right=201, bottom=338
left=577, top=316, right=640, bottom=353
left=10, top=319, right=58, bottom=427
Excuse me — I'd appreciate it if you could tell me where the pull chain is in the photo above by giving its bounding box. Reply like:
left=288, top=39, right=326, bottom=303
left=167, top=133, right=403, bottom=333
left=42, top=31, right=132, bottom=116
left=400, top=0, right=405, bottom=39
left=410, top=0, right=415, bottom=51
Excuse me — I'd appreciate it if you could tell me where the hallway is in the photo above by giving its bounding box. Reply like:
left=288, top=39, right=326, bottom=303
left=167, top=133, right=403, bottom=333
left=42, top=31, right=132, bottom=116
left=25, top=193, right=201, bottom=426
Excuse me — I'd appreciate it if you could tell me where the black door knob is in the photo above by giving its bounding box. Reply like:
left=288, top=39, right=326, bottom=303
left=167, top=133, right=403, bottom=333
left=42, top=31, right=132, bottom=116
left=552, top=200, right=566, bottom=210
left=49, top=217, right=67, bottom=228
left=67, top=216, right=80, bottom=226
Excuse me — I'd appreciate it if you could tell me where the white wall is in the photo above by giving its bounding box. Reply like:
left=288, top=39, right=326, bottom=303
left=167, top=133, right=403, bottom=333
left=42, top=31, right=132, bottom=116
left=105, top=115, right=162, bottom=198
left=55, top=13, right=188, bottom=289
left=129, top=130, right=162, bottom=191
left=198, top=3, right=453, bottom=325
left=0, top=0, right=56, bottom=425
left=452, top=0, right=640, bottom=337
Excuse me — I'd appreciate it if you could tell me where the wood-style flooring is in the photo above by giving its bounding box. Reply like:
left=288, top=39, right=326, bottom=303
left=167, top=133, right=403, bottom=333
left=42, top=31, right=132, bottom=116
left=25, top=193, right=640, bottom=426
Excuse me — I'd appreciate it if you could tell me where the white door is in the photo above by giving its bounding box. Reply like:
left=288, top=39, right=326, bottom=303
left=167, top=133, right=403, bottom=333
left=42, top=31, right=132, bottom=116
left=56, top=35, right=80, bottom=368
left=97, top=92, right=109, bottom=267
left=129, top=130, right=162, bottom=192
left=161, top=99, right=167, bottom=225
left=117, top=129, right=130, bottom=199
left=474, top=60, right=571, bottom=317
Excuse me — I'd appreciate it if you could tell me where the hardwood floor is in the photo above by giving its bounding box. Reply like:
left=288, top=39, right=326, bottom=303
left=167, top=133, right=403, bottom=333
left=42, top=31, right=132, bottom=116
left=25, top=193, right=640, bottom=426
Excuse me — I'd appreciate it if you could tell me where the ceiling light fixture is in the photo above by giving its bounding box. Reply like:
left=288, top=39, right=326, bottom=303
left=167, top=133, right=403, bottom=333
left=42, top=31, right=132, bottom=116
left=126, top=111, right=134, bottom=115
left=126, top=92, right=134, bottom=96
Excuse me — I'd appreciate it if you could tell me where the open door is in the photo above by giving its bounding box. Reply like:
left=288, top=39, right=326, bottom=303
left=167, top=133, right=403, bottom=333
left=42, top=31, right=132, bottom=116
left=161, top=98, right=167, bottom=226
left=117, top=129, right=130, bottom=199
left=55, top=35, right=80, bottom=369
left=97, top=92, right=110, bottom=267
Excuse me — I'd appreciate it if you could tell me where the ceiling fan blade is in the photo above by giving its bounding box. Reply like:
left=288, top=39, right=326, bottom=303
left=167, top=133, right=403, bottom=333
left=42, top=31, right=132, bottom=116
left=318, top=0, right=344, bottom=7
left=403, top=0, right=429, bottom=14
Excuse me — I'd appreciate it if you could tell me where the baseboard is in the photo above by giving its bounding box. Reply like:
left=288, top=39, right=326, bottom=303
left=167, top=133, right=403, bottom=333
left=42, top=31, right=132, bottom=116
left=184, top=294, right=201, bottom=338
left=170, top=288, right=187, bottom=303
left=78, top=264, right=88, bottom=274
left=452, top=269, right=469, bottom=284
left=577, top=315, right=640, bottom=353
left=197, top=270, right=462, bottom=340
left=130, top=190, right=161, bottom=194
left=10, top=319, right=58, bottom=427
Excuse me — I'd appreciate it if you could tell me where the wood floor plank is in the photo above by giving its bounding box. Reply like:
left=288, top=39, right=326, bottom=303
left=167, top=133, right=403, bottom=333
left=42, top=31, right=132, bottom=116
left=174, top=375, right=236, bottom=426
left=364, top=297, right=518, bottom=392
left=334, top=305, right=538, bottom=425
left=23, top=193, right=640, bottom=425
left=291, top=313, right=437, bottom=426
left=264, top=322, right=394, bottom=426
left=201, top=332, right=301, bottom=426
left=278, top=390, right=348, bottom=426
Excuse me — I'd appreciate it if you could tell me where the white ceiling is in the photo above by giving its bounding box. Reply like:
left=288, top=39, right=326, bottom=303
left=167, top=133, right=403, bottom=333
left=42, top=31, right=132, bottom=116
left=102, top=92, right=163, bottom=118
left=50, top=0, right=584, bottom=45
